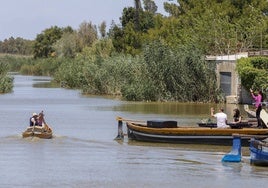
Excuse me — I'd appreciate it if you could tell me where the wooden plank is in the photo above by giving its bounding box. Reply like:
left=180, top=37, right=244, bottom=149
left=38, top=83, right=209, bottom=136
left=260, top=109, right=268, bottom=128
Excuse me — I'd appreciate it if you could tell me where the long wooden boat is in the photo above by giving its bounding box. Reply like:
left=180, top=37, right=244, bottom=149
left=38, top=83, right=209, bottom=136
left=22, top=126, right=53, bottom=139
left=250, top=138, right=268, bottom=166
left=126, top=121, right=268, bottom=146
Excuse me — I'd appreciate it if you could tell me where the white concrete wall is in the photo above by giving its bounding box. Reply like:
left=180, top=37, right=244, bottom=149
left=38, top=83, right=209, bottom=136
left=207, top=52, right=249, bottom=103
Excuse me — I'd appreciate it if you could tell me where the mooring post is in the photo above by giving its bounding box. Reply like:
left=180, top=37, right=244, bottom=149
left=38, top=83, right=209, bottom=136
left=221, top=134, right=242, bottom=162
left=114, top=117, right=124, bottom=140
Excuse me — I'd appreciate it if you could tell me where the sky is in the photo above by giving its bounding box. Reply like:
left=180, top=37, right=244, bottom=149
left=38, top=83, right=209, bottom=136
left=0, top=0, right=169, bottom=41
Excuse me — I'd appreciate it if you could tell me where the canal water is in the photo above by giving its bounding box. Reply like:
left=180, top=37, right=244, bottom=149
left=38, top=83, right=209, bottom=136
left=0, top=75, right=267, bottom=188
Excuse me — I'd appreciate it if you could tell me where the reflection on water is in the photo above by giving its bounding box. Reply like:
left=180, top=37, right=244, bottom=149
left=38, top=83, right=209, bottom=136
left=0, top=75, right=266, bottom=188
left=111, top=101, right=248, bottom=126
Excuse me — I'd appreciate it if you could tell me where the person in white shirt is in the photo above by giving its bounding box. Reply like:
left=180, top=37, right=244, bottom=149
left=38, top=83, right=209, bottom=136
left=210, top=107, right=229, bottom=128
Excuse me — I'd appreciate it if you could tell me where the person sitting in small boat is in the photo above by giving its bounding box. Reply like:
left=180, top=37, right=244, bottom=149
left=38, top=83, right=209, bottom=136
left=232, top=108, right=242, bottom=124
left=37, top=111, right=45, bottom=126
left=38, top=111, right=51, bottom=132
left=30, top=112, right=39, bottom=126
left=210, top=107, right=229, bottom=128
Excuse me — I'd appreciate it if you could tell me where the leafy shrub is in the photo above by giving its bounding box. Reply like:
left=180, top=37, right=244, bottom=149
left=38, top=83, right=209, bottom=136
left=237, top=57, right=268, bottom=91
left=0, top=62, right=13, bottom=93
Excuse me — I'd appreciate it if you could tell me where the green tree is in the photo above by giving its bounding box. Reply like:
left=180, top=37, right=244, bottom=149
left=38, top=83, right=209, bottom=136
left=121, top=7, right=136, bottom=28
left=163, top=1, right=181, bottom=17
left=152, top=0, right=268, bottom=55
left=108, top=23, right=124, bottom=53
left=143, top=0, right=157, bottom=14
left=53, top=32, right=78, bottom=58
left=134, top=0, right=142, bottom=31
left=33, top=26, right=63, bottom=58
left=0, top=37, right=33, bottom=55
left=77, top=21, right=98, bottom=51
left=98, top=21, right=107, bottom=38
left=236, top=57, right=268, bottom=91
left=110, top=2, right=156, bottom=55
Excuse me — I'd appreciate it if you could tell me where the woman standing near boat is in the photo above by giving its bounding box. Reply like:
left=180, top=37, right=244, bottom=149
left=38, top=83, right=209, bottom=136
left=250, top=89, right=263, bottom=128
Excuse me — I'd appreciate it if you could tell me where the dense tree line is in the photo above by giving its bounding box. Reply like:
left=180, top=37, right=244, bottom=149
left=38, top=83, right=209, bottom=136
left=1, top=0, right=268, bottom=101
left=108, top=0, right=268, bottom=56
left=2, top=0, right=268, bottom=57
left=0, top=37, right=33, bottom=55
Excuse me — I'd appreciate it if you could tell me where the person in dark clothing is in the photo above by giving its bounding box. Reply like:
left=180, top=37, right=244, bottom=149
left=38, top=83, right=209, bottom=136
left=30, top=112, right=38, bottom=126
left=233, top=108, right=242, bottom=124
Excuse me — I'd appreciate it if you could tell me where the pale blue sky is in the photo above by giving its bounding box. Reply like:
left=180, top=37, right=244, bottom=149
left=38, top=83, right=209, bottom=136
left=0, top=0, right=169, bottom=40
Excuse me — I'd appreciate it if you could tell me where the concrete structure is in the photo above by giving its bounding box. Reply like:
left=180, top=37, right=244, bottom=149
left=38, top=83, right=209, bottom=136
left=206, top=53, right=249, bottom=104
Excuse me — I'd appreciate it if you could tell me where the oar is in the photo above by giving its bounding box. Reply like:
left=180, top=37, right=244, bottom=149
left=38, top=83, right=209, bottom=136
left=31, top=124, right=35, bottom=137
left=31, top=115, right=37, bottom=136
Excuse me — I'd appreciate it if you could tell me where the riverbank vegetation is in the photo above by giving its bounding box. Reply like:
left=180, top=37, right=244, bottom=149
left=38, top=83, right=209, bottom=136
left=0, top=61, right=13, bottom=93
left=236, top=57, right=268, bottom=92
left=1, top=0, right=268, bottom=101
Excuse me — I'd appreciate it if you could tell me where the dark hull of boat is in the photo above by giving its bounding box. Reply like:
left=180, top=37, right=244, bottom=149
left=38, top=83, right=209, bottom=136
left=197, top=123, right=217, bottom=128
left=198, top=122, right=253, bottom=129
left=250, top=139, right=268, bottom=166
left=128, top=130, right=251, bottom=146
left=127, top=122, right=268, bottom=146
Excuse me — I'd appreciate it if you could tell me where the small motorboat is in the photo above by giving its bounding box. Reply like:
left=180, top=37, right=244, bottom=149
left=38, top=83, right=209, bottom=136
left=22, top=125, right=53, bottom=139
left=250, top=138, right=268, bottom=166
